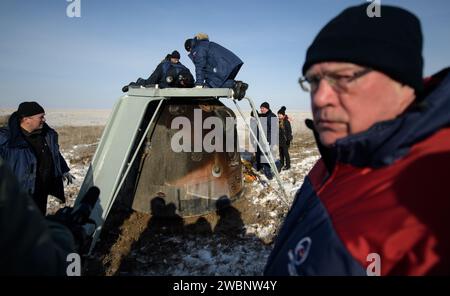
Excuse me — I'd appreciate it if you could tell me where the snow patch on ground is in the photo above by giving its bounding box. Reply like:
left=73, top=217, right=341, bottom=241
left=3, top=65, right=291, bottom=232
left=46, top=151, right=89, bottom=213
left=145, top=238, right=271, bottom=276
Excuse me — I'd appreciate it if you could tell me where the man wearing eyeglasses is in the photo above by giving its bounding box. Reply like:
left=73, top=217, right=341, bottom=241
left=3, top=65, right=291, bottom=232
left=265, top=3, right=450, bottom=275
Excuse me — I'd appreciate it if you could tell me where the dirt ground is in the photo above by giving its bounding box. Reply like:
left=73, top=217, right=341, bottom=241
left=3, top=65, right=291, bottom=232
left=78, top=131, right=319, bottom=276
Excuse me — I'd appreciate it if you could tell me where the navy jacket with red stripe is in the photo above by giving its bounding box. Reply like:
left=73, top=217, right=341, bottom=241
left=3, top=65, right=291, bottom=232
left=265, top=68, right=450, bottom=275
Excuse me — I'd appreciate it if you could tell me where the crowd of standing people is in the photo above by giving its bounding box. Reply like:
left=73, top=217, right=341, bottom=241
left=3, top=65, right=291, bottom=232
left=251, top=101, right=293, bottom=180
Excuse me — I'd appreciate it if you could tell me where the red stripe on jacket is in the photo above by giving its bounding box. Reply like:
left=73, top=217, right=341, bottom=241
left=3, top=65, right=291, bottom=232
left=308, top=127, right=450, bottom=275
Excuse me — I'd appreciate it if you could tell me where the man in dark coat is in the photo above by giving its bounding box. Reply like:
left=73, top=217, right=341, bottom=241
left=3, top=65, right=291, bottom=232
left=265, top=3, right=450, bottom=275
left=0, top=102, right=73, bottom=215
left=255, top=102, right=278, bottom=179
left=122, top=50, right=194, bottom=92
left=184, top=33, right=248, bottom=100
left=277, top=106, right=293, bottom=170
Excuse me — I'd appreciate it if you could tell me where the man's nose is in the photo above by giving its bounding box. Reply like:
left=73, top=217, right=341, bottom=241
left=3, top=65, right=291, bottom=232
left=311, top=79, right=338, bottom=109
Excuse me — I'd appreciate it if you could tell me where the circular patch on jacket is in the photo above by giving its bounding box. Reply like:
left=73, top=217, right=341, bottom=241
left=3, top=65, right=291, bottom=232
left=287, top=237, right=312, bottom=275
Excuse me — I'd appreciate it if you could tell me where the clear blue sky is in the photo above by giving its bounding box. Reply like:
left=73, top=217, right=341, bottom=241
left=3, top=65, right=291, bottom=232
left=1, top=0, right=449, bottom=110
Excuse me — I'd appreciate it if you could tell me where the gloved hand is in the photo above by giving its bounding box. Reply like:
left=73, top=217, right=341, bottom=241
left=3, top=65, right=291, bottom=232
left=286, top=140, right=291, bottom=146
left=232, top=81, right=248, bottom=100
left=122, top=81, right=138, bottom=93
left=63, top=172, right=75, bottom=186
left=46, top=208, right=91, bottom=254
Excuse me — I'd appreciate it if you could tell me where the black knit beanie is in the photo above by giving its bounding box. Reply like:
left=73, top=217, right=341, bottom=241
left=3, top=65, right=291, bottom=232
left=260, top=102, right=270, bottom=109
left=277, top=106, right=286, bottom=115
left=302, top=3, right=424, bottom=93
left=17, top=101, right=45, bottom=117
left=184, top=39, right=193, bottom=52
left=171, top=50, right=180, bottom=59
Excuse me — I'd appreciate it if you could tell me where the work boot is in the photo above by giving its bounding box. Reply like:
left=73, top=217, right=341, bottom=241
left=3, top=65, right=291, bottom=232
left=232, top=81, right=248, bottom=100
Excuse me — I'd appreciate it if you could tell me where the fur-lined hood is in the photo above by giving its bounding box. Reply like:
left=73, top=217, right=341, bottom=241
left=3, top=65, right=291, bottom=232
left=195, top=33, right=209, bottom=41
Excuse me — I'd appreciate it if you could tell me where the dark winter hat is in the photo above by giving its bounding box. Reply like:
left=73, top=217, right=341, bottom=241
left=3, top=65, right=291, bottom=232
left=260, top=102, right=270, bottom=109
left=184, top=39, right=193, bottom=52
left=302, top=3, right=424, bottom=93
left=17, top=101, right=45, bottom=117
left=277, top=106, right=286, bottom=115
left=171, top=50, right=180, bottom=59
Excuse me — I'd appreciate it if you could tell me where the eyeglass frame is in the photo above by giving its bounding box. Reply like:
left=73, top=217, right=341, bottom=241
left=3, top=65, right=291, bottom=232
left=298, top=67, right=373, bottom=93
